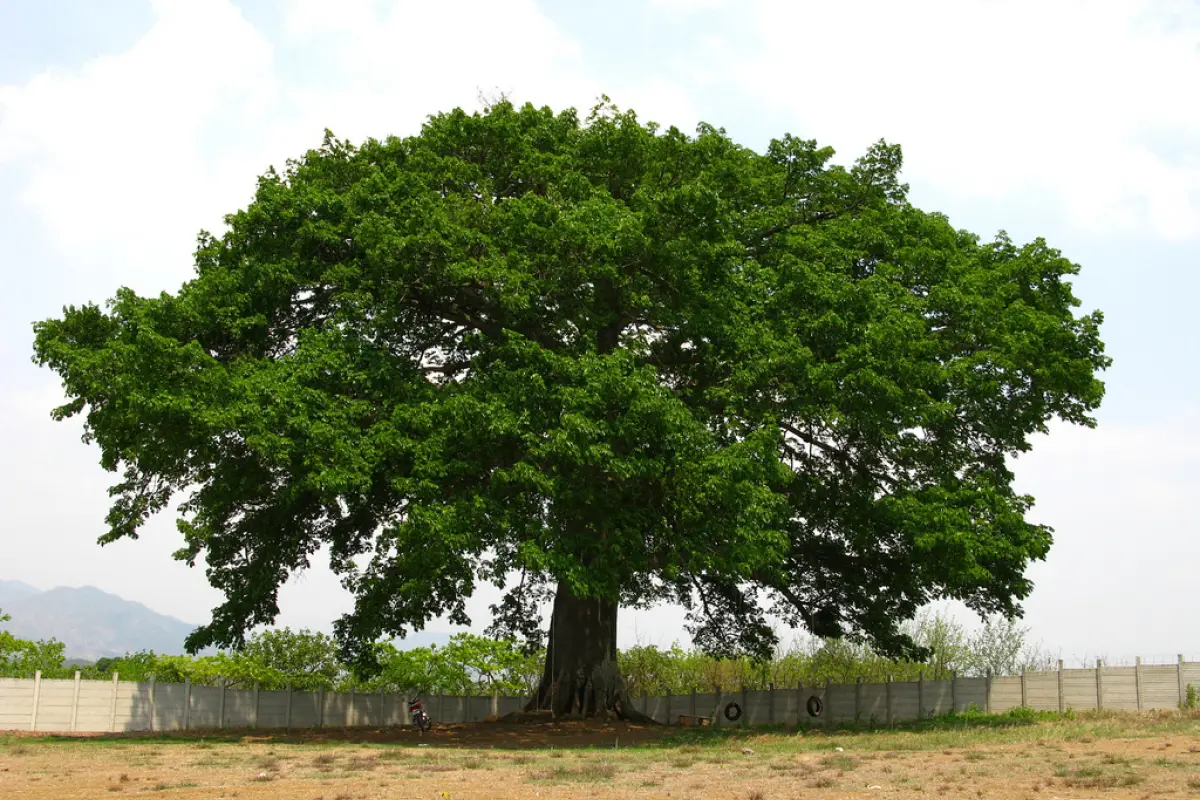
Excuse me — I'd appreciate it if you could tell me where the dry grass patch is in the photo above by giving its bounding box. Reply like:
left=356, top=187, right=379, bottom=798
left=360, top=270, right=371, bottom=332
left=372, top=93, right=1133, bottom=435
left=256, top=754, right=282, bottom=772
left=1057, top=764, right=1145, bottom=789
left=529, top=761, right=618, bottom=784
left=344, top=754, right=380, bottom=771
left=818, top=753, right=857, bottom=771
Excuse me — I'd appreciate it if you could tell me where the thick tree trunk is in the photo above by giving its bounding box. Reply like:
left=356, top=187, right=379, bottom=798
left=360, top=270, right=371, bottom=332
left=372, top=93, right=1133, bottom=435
left=523, top=579, right=656, bottom=723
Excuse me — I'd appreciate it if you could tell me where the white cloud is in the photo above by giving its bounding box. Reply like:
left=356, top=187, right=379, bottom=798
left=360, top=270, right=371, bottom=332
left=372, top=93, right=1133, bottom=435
left=1011, top=410, right=1200, bottom=662
left=722, top=0, right=1200, bottom=241
left=276, top=0, right=706, bottom=141
left=0, top=0, right=277, bottom=297
left=280, top=0, right=588, bottom=134
left=648, top=0, right=729, bottom=13
left=0, top=0, right=704, bottom=301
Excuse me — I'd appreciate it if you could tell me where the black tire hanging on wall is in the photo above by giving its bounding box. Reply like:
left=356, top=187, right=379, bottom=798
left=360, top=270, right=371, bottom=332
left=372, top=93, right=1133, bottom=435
left=806, top=695, right=824, bottom=717
left=723, top=702, right=743, bottom=722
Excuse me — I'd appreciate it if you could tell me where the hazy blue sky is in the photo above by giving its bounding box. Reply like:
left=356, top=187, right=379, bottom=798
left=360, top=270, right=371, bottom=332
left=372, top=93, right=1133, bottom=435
left=2, top=0, right=1198, bottom=665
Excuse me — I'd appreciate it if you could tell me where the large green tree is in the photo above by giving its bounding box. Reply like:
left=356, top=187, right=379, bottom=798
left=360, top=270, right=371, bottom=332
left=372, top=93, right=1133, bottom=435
left=33, top=99, right=1107, bottom=719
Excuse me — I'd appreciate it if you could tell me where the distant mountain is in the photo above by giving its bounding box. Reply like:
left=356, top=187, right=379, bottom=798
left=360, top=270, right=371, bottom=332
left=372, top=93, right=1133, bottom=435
left=0, top=584, right=200, bottom=660
left=0, top=578, right=41, bottom=610
left=1, top=580, right=463, bottom=659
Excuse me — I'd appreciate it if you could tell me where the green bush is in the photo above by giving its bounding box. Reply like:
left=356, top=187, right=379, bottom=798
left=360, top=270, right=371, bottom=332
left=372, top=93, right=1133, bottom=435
left=0, top=605, right=1068, bottom=695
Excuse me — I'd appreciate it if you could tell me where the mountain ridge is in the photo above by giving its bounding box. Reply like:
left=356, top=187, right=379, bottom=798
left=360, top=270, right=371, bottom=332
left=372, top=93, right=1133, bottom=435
left=0, top=582, right=200, bottom=660
left=0, top=580, right=455, bottom=658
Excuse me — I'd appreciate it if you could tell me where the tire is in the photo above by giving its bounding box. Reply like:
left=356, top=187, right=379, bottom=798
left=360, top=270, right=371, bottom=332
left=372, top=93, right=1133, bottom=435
left=806, top=695, right=824, bottom=717
left=723, top=702, right=743, bottom=722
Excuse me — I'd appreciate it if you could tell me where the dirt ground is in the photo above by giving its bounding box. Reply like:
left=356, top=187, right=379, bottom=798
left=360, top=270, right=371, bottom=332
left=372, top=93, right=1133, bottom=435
left=3, top=716, right=1200, bottom=799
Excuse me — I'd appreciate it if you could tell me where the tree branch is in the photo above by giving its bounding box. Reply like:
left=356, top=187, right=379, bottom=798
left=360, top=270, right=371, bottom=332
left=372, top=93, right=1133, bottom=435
left=780, top=422, right=897, bottom=489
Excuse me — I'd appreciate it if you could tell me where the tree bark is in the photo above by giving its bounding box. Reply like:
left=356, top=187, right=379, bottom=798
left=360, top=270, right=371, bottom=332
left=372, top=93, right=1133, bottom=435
left=524, top=579, right=656, bottom=723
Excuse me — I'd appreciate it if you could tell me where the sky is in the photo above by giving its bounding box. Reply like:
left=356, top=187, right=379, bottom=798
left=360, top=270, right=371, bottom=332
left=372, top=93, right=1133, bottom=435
left=1, top=0, right=1198, bottom=667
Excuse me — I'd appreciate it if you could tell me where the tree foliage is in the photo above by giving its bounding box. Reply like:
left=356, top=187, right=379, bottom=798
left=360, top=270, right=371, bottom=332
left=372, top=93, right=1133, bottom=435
left=0, top=608, right=69, bottom=679
left=365, top=633, right=542, bottom=696
left=32, top=98, right=1108, bottom=672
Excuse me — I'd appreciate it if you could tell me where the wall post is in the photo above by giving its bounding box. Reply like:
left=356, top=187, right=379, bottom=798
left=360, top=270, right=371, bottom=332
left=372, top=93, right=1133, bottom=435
left=70, top=670, right=81, bottom=732
left=218, top=679, right=227, bottom=730
left=147, top=676, right=156, bottom=733
left=1178, top=654, right=1186, bottom=707
left=984, top=669, right=992, bottom=713
left=918, top=671, right=925, bottom=720
left=29, top=670, right=41, bottom=731
left=183, top=678, right=192, bottom=730
left=1095, top=660, right=1103, bottom=710
left=1019, top=670, right=1027, bottom=709
left=885, top=675, right=893, bottom=727
left=951, top=671, right=958, bottom=714
left=253, top=683, right=260, bottom=729
left=109, top=671, right=119, bottom=732
left=1057, top=660, right=1065, bottom=714
left=1135, top=657, right=1143, bottom=711
left=855, top=677, right=863, bottom=723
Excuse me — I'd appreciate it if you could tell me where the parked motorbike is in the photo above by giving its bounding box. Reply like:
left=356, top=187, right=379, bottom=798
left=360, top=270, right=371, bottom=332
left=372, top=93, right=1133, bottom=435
left=408, top=695, right=431, bottom=733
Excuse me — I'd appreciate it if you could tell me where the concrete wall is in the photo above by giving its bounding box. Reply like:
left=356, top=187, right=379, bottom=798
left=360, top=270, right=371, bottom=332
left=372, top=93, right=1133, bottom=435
left=0, top=674, right=517, bottom=733
left=4, top=657, right=1199, bottom=732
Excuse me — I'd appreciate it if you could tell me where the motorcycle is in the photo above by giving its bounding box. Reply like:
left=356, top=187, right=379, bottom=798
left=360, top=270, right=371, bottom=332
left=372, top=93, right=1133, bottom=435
left=408, top=695, right=431, bottom=733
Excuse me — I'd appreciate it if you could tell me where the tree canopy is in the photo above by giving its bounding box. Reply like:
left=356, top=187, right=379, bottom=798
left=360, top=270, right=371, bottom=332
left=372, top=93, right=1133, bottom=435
left=33, top=98, right=1107, bottom=689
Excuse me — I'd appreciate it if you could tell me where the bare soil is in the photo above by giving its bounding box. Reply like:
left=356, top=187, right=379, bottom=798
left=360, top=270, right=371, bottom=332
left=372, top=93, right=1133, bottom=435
left=3, top=716, right=1199, bottom=799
